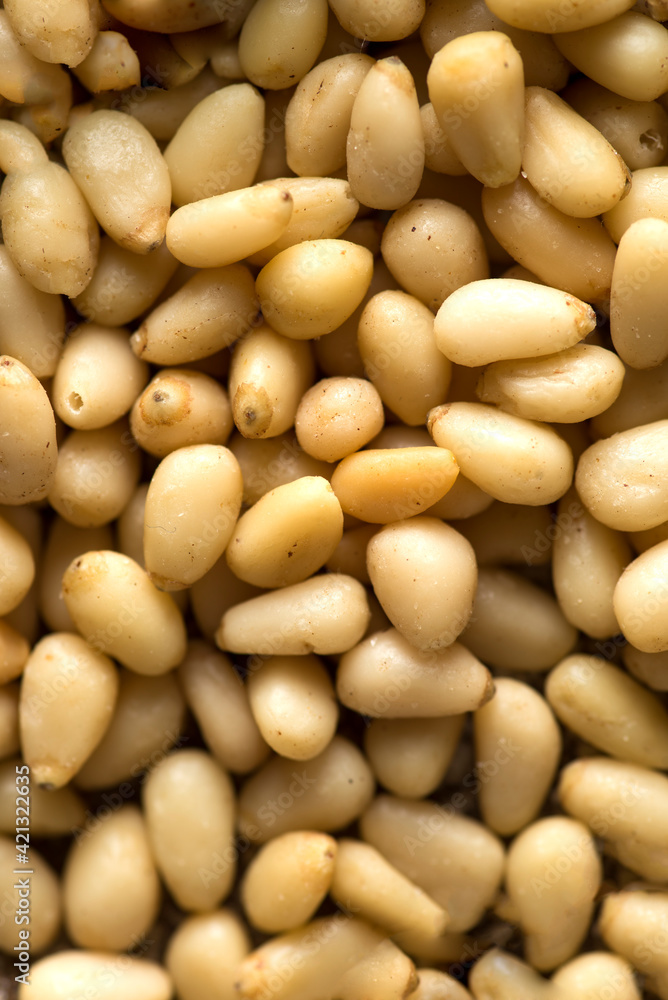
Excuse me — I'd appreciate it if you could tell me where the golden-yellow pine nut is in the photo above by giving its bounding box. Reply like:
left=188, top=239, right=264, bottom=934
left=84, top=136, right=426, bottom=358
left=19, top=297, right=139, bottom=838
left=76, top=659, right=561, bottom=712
left=546, top=654, right=668, bottom=767
left=0, top=757, right=84, bottom=836
left=408, top=967, right=474, bottom=999
left=74, top=669, right=185, bottom=790
left=558, top=757, right=668, bottom=882
left=551, top=952, right=641, bottom=1000
left=63, top=804, right=160, bottom=951
left=338, top=629, right=492, bottom=717
left=434, top=279, right=595, bottom=367
left=131, top=367, right=232, bottom=458
left=565, top=79, right=668, bottom=171
left=506, top=816, right=601, bottom=971
left=72, top=237, right=179, bottom=328
left=53, top=324, right=148, bottom=430
left=333, top=0, right=424, bottom=38
left=0, top=516, right=34, bottom=616
left=0, top=15, right=56, bottom=106
left=366, top=519, right=476, bottom=651
left=482, top=175, right=617, bottom=301
left=230, top=431, right=334, bottom=506
left=456, top=501, right=553, bottom=567
left=552, top=490, right=631, bottom=638
left=143, top=748, right=236, bottom=911
left=63, top=110, right=171, bottom=254
left=163, top=84, right=265, bottom=206
left=364, top=716, right=464, bottom=798
left=338, top=940, right=418, bottom=1000
left=427, top=32, right=523, bottom=189
left=0, top=159, right=98, bottom=297
left=331, top=447, right=459, bottom=523
left=554, top=13, right=668, bottom=103
left=0, top=622, right=29, bottom=684
left=144, top=444, right=242, bottom=591
left=0, top=245, right=65, bottom=377
left=523, top=86, right=630, bottom=217
left=167, top=186, right=293, bottom=268
left=285, top=54, right=374, bottom=176
left=62, top=550, right=187, bottom=675
left=0, top=836, right=61, bottom=956
left=131, top=265, right=259, bottom=365
left=295, top=377, right=384, bottom=461
left=358, top=291, right=452, bottom=425
left=48, top=420, right=141, bottom=528
left=226, top=477, right=343, bottom=588
left=0, top=683, right=19, bottom=760
left=603, top=166, right=668, bottom=243
left=165, top=910, right=250, bottom=1000
left=230, top=325, right=315, bottom=440
left=576, top=420, right=668, bottom=531
left=39, top=520, right=113, bottom=634
left=599, top=892, right=668, bottom=997
left=238, top=735, right=375, bottom=842
left=462, top=567, right=578, bottom=671
left=72, top=30, right=140, bottom=91
left=257, top=240, right=373, bottom=340
left=622, top=644, right=668, bottom=691
left=428, top=402, right=573, bottom=506
left=347, top=57, right=424, bottom=210
left=613, top=540, right=668, bottom=651
left=19, top=633, right=118, bottom=788
left=216, top=573, right=370, bottom=656
left=474, top=678, right=561, bottom=836
left=361, top=795, right=504, bottom=933
left=247, top=654, right=338, bottom=760
left=326, top=523, right=377, bottom=583
left=178, top=640, right=268, bottom=774
left=477, top=344, right=624, bottom=423
left=238, top=0, right=327, bottom=90
left=484, top=0, right=634, bottom=31
left=3, top=0, right=96, bottom=67
left=247, top=178, right=359, bottom=265
left=236, top=916, right=384, bottom=1000
left=332, top=838, right=448, bottom=937
left=610, top=218, right=668, bottom=369
left=468, top=949, right=554, bottom=1000
left=381, top=198, right=488, bottom=312
left=22, top=951, right=172, bottom=1000
left=241, top=830, right=337, bottom=932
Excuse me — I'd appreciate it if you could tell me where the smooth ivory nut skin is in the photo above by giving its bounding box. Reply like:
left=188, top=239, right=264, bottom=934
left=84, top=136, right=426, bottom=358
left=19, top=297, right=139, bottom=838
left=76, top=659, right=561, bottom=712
left=62, top=805, right=160, bottom=951
left=505, top=816, right=602, bottom=972
left=363, top=716, right=465, bottom=799
left=19, top=633, right=118, bottom=789
left=143, top=749, right=237, bottom=912
left=558, top=757, right=668, bottom=882
left=546, top=654, right=668, bottom=768
left=0, top=244, right=65, bottom=377
left=62, top=550, right=187, bottom=675
left=238, top=0, right=328, bottom=91
left=238, top=735, right=375, bottom=843
left=613, top=539, right=668, bottom=652
left=20, top=951, right=172, bottom=1000
left=215, top=573, right=370, bottom=656
left=0, top=835, right=61, bottom=956
left=241, top=831, right=337, bottom=933
left=295, top=376, right=384, bottom=462
left=143, top=444, right=243, bottom=591
left=63, top=110, right=172, bottom=254
left=474, top=678, right=562, bottom=837
left=0, top=356, right=57, bottom=505
left=599, top=892, right=668, bottom=998
left=428, top=402, right=574, bottom=506
left=338, top=940, right=419, bottom=1000
left=165, top=910, right=251, bottom=1000
left=366, top=519, right=477, bottom=651
left=576, top=420, right=668, bottom=531
left=610, top=218, right=668, bottom=370
left=0, top=515, right=34, bottom=616
left=247, top=654, right=338, bottom=760
left=337, top=628, right=492, bottom=718
left=551, top=952, right=642, bottom=1000
left=434, top=279, right=596, bottom=367
left=360, top=795, right=505, bottom=933
left=427, top=32, right=524, bottom=189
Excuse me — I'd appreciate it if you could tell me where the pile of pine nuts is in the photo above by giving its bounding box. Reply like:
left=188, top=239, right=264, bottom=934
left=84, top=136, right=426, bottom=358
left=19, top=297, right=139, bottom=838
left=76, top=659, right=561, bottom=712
left=1, top=0, right=668, bottom=997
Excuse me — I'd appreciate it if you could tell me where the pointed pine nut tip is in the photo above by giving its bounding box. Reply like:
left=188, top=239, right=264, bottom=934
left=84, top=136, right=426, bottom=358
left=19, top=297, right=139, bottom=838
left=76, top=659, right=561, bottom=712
left=31, top=761, right=72, bottom=790
left=147, top=570, right=188, bottom=593
left=427, top=403, right=450, bottom=436
left=480, top=671, right=496, bottom=708
left=130, top=326, right=148, bottom=358
left=569, top=295, right=597, bottom=336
